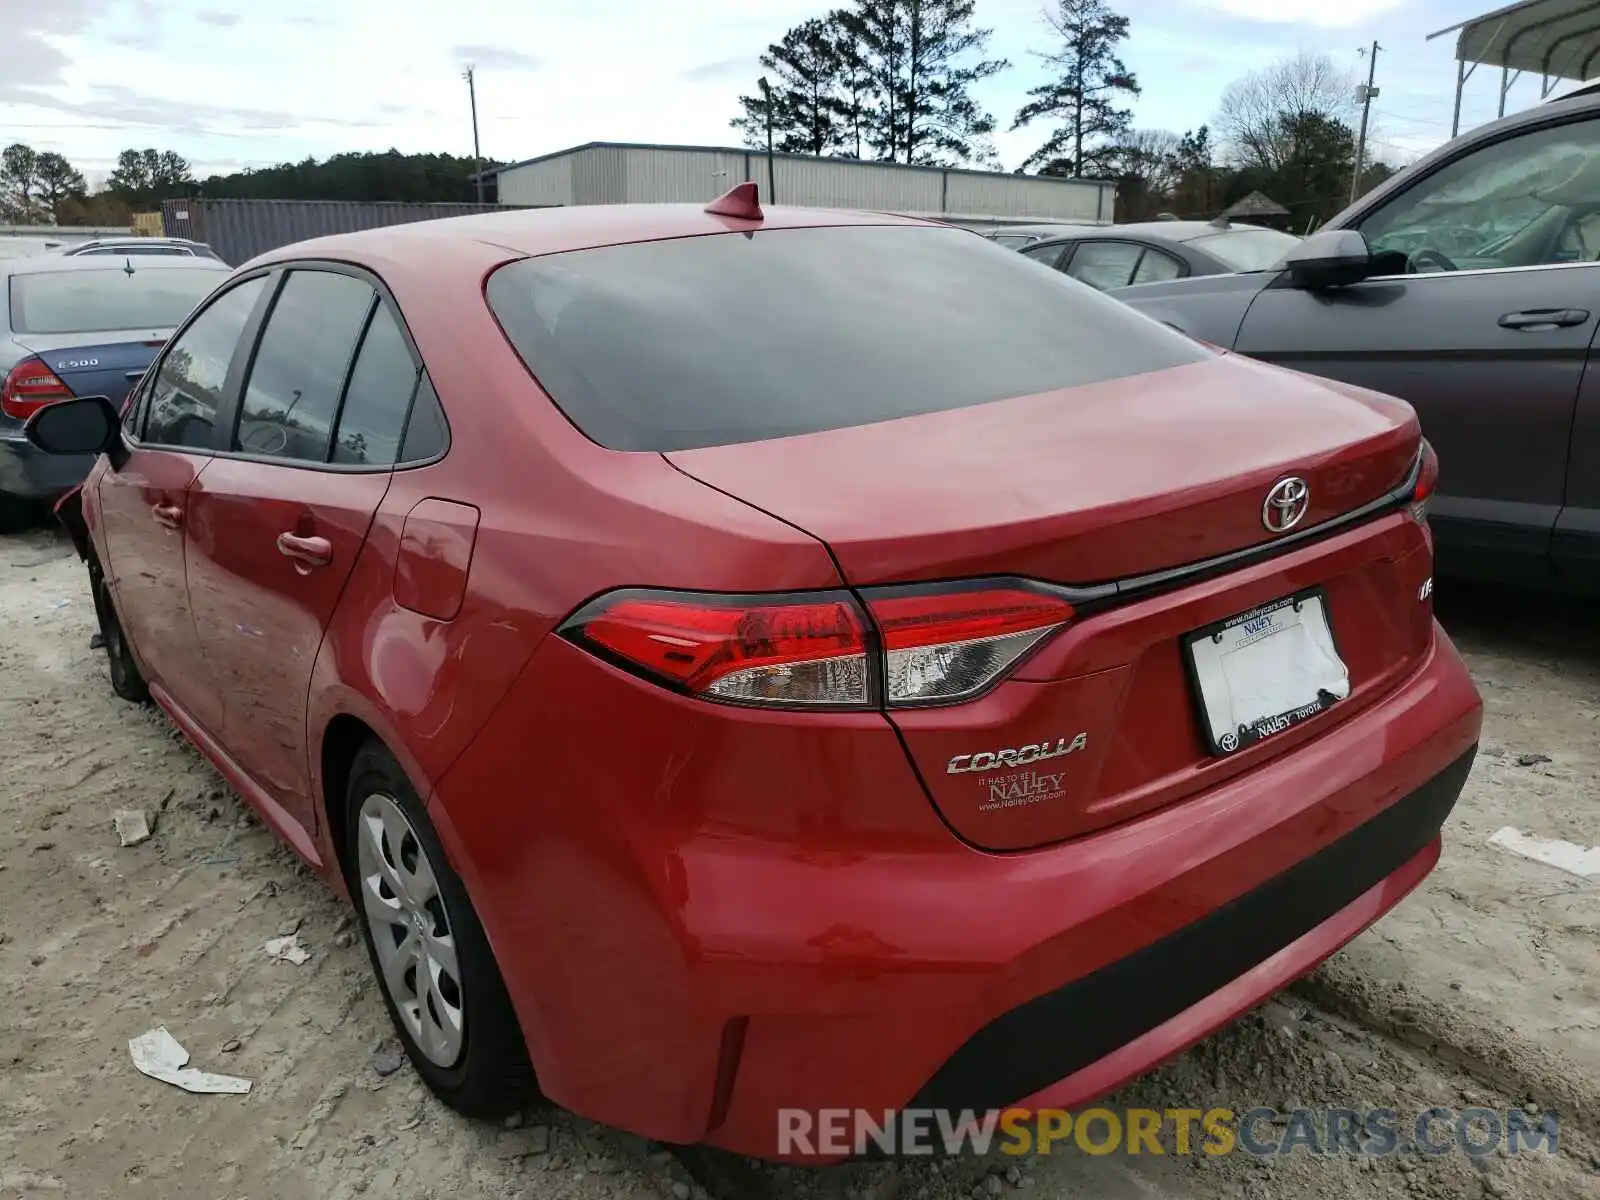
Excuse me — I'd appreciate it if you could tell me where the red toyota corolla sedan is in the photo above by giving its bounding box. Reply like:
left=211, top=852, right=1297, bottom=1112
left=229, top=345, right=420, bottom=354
left=26, top=186, right=1482, bottom=1160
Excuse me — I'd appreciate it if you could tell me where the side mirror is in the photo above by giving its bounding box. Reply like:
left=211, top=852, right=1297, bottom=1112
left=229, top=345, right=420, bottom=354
left=1282, top=229, right=1376, bottom=290
left=25, top=395, right=123, bottom=461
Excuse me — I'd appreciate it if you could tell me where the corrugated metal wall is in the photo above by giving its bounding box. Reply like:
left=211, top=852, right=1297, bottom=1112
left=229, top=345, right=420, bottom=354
left=495, top=145, right=1115, bottom=223
left=945, top=171, right=1108, bottom=222
left=769, top=157, right=944, bottom=211
left=612, top=147, right=752, bottom=203
left=498, top=156, right=572, bottom=206
left=159, top=198, right=518, bottom=266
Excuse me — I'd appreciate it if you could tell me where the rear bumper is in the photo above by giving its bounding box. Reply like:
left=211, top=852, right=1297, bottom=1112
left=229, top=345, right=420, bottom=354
left=0, top=433, right=94, bottom=500
left=435, top=623, right=1481, bottom=1159
left=913, top=748, right=1470, bottom=1116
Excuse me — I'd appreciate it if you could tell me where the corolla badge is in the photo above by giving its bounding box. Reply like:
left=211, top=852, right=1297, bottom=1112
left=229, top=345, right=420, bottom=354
left=947, top=732, right=1088, bottom=774
left=1262, top=476, right=1310, bottom=534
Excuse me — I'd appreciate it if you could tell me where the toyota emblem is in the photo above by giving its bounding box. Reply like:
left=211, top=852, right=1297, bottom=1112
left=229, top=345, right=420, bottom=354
left=1262, top=477, right=1310, bottom=534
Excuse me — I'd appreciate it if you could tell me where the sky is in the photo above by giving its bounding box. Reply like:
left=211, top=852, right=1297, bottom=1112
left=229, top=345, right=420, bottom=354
left=0, top=0, right=1576, bottom=186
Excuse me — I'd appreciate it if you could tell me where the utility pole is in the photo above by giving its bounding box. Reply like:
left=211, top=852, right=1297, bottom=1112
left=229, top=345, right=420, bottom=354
left=757, top=76, right=777, bottom=203
left=463, top=66, right=484, bottom=204
left=1350, top=41, right=1382, bottom=205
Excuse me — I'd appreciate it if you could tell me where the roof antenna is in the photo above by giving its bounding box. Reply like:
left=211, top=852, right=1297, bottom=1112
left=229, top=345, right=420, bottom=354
left=124, top=256, right=136, bottom=276
left=704, top=181, right=764, bottom=220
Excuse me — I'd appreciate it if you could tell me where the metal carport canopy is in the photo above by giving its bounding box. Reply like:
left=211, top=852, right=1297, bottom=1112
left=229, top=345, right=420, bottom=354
left=1430, top=0, right=1600, bottom=133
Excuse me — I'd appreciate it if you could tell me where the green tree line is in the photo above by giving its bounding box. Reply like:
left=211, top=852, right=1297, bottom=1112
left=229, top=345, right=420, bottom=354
left=1, top=145, right=499, bottom=227
left=734, top=0, right=1399, bottom=228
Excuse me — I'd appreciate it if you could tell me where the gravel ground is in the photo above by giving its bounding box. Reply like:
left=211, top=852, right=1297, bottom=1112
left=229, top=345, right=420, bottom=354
left=2, top=524, right=1597, bottom=1200
left=1294, top=581, right=1600, bottom=1137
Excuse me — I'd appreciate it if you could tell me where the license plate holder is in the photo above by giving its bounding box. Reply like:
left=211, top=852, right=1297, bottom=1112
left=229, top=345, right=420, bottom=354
left=1182, top=587, right=1350, bottom=757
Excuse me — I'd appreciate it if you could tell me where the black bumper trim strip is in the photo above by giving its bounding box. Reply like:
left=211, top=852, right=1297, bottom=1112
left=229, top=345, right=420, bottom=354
left=908, top=746, right=1476, bottom=1113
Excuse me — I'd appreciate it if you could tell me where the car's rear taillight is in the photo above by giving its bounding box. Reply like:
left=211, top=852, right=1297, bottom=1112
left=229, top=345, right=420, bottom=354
left=1, top=356, right=74, bottom=420
left=564, top=590, right=872, bottom=708
left=1410, top=439, right=1438, bottom=523
left=561, top=581, right=1073, bottom=710
left=864, top=586, right=1074, bottom=706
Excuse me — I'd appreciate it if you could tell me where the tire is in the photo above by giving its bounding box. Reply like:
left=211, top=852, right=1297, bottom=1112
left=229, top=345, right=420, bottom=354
left=344, top=740, right=537, bottom=1118
left=90, top=562, right=149, bottom=703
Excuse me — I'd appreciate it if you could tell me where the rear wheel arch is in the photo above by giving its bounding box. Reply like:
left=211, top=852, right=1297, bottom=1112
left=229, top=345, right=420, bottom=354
left=325, top=723, right=539, bottom=1116
left=319, top=713, right=379, bottom=877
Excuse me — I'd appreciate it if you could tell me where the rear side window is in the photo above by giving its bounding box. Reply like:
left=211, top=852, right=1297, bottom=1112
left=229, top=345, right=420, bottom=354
left=1065, top=241, right=1145, bottom=290
left=10, top=266, right=222, bottom=334
left=234, top=270, right=375, bottom=462
left=1184, top=228, right=1301, bottom=272
left=1022, top=242, right=1069, bottom=269
left=399, top=377, right=448, bottom=463
left=486, top=225, right=1207, bottom=451
left=331, top=304, right=421, bottom=466
left=1132, top=248, right=1184, bottom=283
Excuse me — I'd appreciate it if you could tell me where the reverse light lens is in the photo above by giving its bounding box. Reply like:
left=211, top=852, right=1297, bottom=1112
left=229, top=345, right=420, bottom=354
left=1410, top=439, right=1438, bottom=524
left=568, top=593, right=871, bottom=708
left=1, top=357, right=73, bottom=421
left=867, top=588, right=1075, bottom=705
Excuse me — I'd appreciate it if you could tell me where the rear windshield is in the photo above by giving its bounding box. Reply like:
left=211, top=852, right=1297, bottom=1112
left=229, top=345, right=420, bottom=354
left=9, top=266, right=222, bottom=335
left=486, top=225, right=1210, bottom=451
left=1183, top=228, right=1302, bottom=273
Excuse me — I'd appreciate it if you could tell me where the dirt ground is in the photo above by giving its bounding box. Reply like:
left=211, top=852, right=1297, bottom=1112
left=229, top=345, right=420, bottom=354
left=2, top=523, right=1597, bottom=1200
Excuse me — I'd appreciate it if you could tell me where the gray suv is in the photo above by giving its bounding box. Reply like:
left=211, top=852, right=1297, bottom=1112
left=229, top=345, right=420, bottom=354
left=1113, top=89, right=1600, bottom=594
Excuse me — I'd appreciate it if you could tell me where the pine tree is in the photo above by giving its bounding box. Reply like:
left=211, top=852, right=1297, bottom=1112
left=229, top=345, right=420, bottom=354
left=1012, top=0, right=1140, bottom=177
left=900, top=0, right=1008, bottom=165
left=829, top=9, right=874, bottom=159
left=846, top=0, right=1007, bottom=166
left=732, top=19, right=846, bottom=156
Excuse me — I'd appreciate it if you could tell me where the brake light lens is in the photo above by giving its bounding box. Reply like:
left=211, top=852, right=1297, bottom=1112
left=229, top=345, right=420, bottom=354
left=561, top=582, right=1073, bottom=710
left=1410, top=439, right=1438, bottom=524
left=866, top=587, right=1075, bottom=705
left=567, top=591, right=871, bottom=707
left=1, top=356, right=73, bottom=420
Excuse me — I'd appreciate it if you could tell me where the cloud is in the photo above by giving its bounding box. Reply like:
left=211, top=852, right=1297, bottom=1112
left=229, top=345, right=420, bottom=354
left=453, top=44, right=540, bottom=71
left=108, top=27, right=164, bottom=51
left=197, top=10, right=242, bottom=26
left=684, top=55, right=760, bottom=84
left=1193, top=0, right=1409, bottom=27
left=9, top=83, right=387, bottom=136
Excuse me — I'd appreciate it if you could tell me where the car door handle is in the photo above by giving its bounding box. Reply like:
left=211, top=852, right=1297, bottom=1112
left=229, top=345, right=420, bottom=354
left=1498, top=308, right=1590, bottom=329
left=151, top=502, right=183, bottom=529
left=276, top=532, right=333, bottom=570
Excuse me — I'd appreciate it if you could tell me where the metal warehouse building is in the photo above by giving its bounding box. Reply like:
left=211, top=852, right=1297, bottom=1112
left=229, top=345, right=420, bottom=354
left=490, top=141, right=1115, bottom=226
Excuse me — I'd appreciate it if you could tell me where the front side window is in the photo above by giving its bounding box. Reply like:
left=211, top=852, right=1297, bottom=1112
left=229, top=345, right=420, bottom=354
left=234, top=270, right=375, bottom=462
left=143, top=275, right=268, bottom=449
left=486, top=224, right=1208, bottom=451
left=1066, top=241, right=1145, bottom=290
left=1359, top=117, right=1600, bottom=272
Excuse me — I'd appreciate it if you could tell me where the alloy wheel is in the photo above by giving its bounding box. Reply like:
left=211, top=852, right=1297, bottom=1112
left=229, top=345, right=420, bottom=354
left=356, top=792, right=466, bottom=1068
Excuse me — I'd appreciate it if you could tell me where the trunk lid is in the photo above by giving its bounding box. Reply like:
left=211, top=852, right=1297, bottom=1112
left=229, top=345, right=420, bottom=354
left=668, top=355, right=1432, bottom=850
left=665, top=356, right=1419, bottom=587
left=16, top=332, right=168, bottom=410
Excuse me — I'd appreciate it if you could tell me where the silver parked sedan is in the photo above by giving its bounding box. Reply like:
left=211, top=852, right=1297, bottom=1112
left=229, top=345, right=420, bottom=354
left=0, top=254, right=228, bottom=528
left=988, top=220, right=1302, bottom=290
